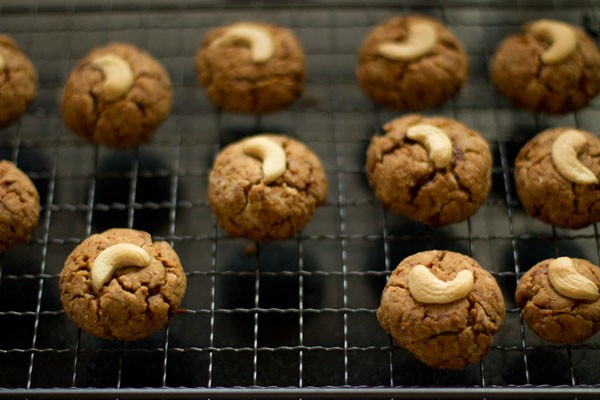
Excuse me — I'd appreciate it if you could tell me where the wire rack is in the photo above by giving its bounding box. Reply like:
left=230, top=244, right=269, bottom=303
left=0, top=0, right=599, bottom=399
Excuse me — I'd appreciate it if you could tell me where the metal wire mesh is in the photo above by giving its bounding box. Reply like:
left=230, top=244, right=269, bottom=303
left=0, top=0, right=599, bottom=398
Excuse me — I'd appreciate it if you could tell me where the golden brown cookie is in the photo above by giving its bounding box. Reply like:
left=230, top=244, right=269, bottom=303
left=0, top=160, right=39, bottom=252
left=491, top=19, right=600, bottom=114
left=59, top=228, right=187, bottom=341
left=195, top=22, right=305, bottom=114
left=377, top=250, right=505, bottom=369
left=365, top=115, right=492, bottom=226
left=356, top=15, right=468, bottom=110
left=514, top=127, right=599, bottom=229
left=61, top=43, right=173, bottom=148
left=0, top=35, right=37, bottom=127
left=516, top=257, right=600, bottom=343
left=208, top=134, right=327, bottom=242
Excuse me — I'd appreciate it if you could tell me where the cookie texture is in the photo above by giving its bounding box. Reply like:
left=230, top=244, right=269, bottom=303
left=377, top=250, right=505, bottom=369
left=209, top=134, right=327, bottom=242
left=0, top=160, right=39, bottom=252
left=0, top=35, right=37, bottom=127
left=195, top=22, right=305, bottom=114
left=61, top=43, right=173, bottom=148
left=491, top=20, right=600, bottom=114
left=366, top=115, right=492, bottom=226
left=356, top=16, right=468, bottom=110
left=60, top=228, right=187, bottom=341
left=516, top=257, right=600, bottom=343
left=514, top=127, right=600, bottom=229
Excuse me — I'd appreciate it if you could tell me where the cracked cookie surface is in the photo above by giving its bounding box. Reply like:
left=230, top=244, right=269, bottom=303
left=377, top=250, right=505, bottom=369
left=356, top=15, right=468, bottom=110
left=195, top=22, right=305, bottom=114
left=61, top=43, right=173, bottom=148
left=208, top=135, right=327, bottom=242
left=59, top=228, right=187, bottom=341
left=366, top=115, right=492, bottom=226
left=0, top=35, right=37, bottom=127
left=491, top=20, right=600, bottom=114
left=516, top=258, right=600, bottom=343
left=0, top=160, right=39, bottom=253
left=514, top=127, right=600, bottom=229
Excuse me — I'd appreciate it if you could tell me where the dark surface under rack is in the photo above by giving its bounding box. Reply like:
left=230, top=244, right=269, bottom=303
left=0, top=1, right=600, bottom=399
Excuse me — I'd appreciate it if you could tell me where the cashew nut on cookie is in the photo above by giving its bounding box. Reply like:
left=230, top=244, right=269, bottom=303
left=242, top=135, right=287, bottom=184
left=211, top=23, right=274, bottom=63
left=548, top=257, right=599, bottom=301
left=378, top=21, right=438, bottom=61
left=551, top=130, right=598, bottom=185
left=406, top=124, right=453, bottom=169
left=408, top=264, right=474, bottom=304
left=91, top=243, right=152, bottom=291
left=91, top=53, right=135, bottom=102
left=530, top=19, right=577, bottom=65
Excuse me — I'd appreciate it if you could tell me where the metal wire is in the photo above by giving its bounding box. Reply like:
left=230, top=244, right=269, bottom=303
left=0, top=0, right=599, bottom=399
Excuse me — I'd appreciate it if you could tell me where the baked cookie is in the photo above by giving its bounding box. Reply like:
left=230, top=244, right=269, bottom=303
left=0, top=160, right=39, bottom=252
left=0, top=35, right=37, bottom=127
left=377, top=250, right=505, bottom=369
left=356, top=15, right=468, bottom=110
left=365, top=115, right=492, bottom=226
left=61, top=43, right=173, bottom=148
left=195, top=22, right=305, bottom=114
left=516, top=257, right=600, bottom=343
left=59, top=228, right=187, bottom=341
left=514, top=127, right=599, bottom=229
left=208, top=134, right=327, bottom=242
left=491, top=19, right=600, bottom=114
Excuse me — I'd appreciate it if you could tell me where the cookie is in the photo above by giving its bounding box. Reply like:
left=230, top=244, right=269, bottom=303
left=61, top=43, right=173, bottom=148
left=516, top=257, right=600, bottom=343
left=365, top=115, right=492, bottom=226
left=0, top=160, right=39, bottom=252
left=195, top=22, right=305, bottom=114
left=208, top=134, right=327, bottom=242
left=0, top=35, right=38, bottom=127
left=356, top=15, right=468, bottom=110
left=491, top=19, right=600, bottom=114
left=59, top=228, right=187, bottom=341
left=377, top=250, right=505, bottom=369
left=514, top=127, right=599, bottom=229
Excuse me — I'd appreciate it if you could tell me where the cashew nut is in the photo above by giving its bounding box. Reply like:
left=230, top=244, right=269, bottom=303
left=211, top=23, right=274, bottom=64
left=0, top=54, right=5, bottom=71
left=378, top=21, right=438, bottom=61
left=529, top=19, right=577, bottom=65
left=406, top=124, right=453, bottom=169
left=91, top=53, right=135, bottom=102
left=91, top=243, right=152, bottom=291
left=408, top=264, right=474, bottom=304
left=551, top=130, right=598, bottom=185
left=547, top=257, right=599, bottom=301
left=242, top=135, right=286, bottom=184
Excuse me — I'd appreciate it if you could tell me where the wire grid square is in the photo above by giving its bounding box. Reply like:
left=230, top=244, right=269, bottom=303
left=0, top=0, right=598, bottom=399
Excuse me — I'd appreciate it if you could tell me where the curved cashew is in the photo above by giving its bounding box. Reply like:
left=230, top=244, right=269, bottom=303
left=242, top=135, right=286, bottom=184
left=91, top=54, right=135, bottom=102
left=408, top=264, right=474, bottom=304
left=548, top=257, right=599, bottom=301
left=0, top=54, right=5, bottom=71
left=378, top=21, right=438, bottom=61
left=91, top=243, right=152, bottom=291
left=406, top=124, right=453, bottom=169
left=529, top=19, right=577, bottom=65
left=212, top=24, right=274, bottom=64
left=551, top=130, right=598, bottom=185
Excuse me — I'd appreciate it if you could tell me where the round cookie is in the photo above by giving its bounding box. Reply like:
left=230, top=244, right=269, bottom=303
left=61, top=43, right=173, bottom=148
left=195, top=22, right=305, bottom=114
left=208, top=134, right=327, bottom=242
left=365, top=114, right=492, bottom=226
left=0, top=160, right=39, bottom=252
left=377, top=250, right=505, bottom=369
left=514, top=127, right=599, bottom=229
left=59, top=228, right=187, bottom=341
left=0, top=35, right=37, bottom=127
left=516, top=257, right=600, bottom=343
left=356, top=15, right=468, bottom=110
left=491, top=19, right=600, bottom=114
